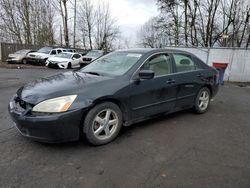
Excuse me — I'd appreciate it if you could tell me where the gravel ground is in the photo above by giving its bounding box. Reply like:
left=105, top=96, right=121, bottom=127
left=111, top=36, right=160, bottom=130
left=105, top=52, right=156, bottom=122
left=0, top=68, right=250, bottom=188
left=0, top=61, right=47, bottom=69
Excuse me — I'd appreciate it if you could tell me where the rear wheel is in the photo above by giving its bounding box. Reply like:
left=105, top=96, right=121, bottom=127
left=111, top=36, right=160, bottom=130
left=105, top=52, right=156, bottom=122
left=83, top=102, right=122, bottom=145
left=194, top=87, right=211, bottom=114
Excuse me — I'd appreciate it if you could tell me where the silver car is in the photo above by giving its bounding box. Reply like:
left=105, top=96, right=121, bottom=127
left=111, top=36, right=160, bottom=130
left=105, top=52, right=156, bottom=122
left=6, top=49, right=35, bottom=64
left=80, top=50, right=104, bottom=66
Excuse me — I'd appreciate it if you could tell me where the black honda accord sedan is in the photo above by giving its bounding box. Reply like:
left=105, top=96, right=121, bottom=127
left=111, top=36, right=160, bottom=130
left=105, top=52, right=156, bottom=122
left=9, top=48, right=219, bottom=145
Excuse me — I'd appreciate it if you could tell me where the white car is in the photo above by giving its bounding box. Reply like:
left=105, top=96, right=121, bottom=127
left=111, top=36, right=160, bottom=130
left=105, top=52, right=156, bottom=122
left=26, top=47, right=65, bottom=65
left=46, top=52, right=82, bottom=69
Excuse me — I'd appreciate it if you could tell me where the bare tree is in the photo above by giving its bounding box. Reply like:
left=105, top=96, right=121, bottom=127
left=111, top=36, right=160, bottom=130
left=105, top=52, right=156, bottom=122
left=151, top=0, right=250, bottom=47
left=57, top=0, right=70, bottom=47
left=0, top=0, right=55, bottom=45
left=94, top=1, right=120, bottom=51
left=138, top=17, right=169, bottom=48
left=0, top=0, right=23, bottom=43
left=78, top=0, right=95, bottom=49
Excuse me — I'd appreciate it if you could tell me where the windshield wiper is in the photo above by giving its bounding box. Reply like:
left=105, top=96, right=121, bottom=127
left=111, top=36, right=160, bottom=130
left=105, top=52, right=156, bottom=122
left=84, top=71, right=101, bottom=76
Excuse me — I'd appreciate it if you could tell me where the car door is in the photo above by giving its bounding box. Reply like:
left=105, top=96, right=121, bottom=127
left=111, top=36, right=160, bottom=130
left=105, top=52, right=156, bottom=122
left=127, top=53, right=177, bottom=119
left=72, top=54, right=81, bottom=67
left=171, top=53, right=205, bottom=109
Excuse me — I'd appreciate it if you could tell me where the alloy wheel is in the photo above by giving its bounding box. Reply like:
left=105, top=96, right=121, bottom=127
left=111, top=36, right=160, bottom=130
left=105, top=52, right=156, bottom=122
left=198, top=90, right=209, bottom=111
left=92, top=109, right=119, bottom=140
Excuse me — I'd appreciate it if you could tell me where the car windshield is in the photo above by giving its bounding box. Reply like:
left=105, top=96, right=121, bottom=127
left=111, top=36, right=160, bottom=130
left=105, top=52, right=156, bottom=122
left=55, top=53, right=72, bottom=59
left=15, top=49, right=30, bottom=54
left=37, top=47, right=53, bottom=54
left=80, top=52, right=142, bottom=76
left=86, top=50, right=103, bottom=57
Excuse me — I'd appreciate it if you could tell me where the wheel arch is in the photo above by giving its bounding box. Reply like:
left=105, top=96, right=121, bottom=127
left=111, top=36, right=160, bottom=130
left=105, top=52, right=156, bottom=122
left=79, top=97, right=129, bottom=129
left=91, top=97, right=129, bottom=122
left=203, top=84, right=213, bottom=96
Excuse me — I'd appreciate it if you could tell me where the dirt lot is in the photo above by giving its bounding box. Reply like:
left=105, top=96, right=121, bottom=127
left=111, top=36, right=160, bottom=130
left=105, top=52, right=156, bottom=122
left=0, top=61, right=47, bottom=69
left=0, top=68, right=250, bottom=188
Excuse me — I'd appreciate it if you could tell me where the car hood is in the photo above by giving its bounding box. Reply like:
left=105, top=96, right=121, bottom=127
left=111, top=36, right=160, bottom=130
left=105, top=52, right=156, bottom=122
left=82, top=55, right=99, bottom=60
left=17, top=71, right=113, bottom=104
left=48, top=56, right=70, bottom=63
left=8, top=54, right=25, bottom=58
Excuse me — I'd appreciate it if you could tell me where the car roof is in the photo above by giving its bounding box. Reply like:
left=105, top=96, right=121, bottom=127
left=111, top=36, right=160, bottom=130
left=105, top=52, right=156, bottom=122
left=89, top=50, right=103, bottom=52
left=60, top=52, right=74, bottom=55
left=116, top=48, right=191, bottom=55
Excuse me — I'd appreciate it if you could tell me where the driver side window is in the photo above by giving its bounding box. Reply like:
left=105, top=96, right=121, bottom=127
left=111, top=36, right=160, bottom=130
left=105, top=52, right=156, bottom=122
left=141, top=54, right=172, bottom=77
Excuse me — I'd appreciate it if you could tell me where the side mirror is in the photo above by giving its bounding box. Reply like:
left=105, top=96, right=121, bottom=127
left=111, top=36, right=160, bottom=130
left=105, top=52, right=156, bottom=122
left=138, top=70, right=154, bottom=80
left=72, top=57, right=76, bottom=60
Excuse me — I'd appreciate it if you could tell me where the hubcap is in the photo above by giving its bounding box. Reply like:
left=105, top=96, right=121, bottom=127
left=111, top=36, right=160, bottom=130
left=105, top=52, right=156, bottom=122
left=92, top=109, right=118, bottom=140
left=198, top=91, right=209, bottom=111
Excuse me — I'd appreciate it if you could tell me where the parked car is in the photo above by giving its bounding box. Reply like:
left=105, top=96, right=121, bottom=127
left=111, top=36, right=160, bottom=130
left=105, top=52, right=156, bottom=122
left=26, top=47, right=64, bottom=65
left=63, top=48, right=77, bottom=53
left=78, top=51, right=88, bottom=56
left=8, top=48, right=219, bottom=145
left=6, top=49, right=36, bottom=64
left=46, top=52, right=82, bottom=69
left=80, top=50, right=104, bottom=66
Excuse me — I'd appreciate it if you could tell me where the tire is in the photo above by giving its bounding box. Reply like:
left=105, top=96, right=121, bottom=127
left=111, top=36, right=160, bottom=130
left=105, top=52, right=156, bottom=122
left=194, top=87, right=211, bottom=114
left=22, top=58, right=27, bottom=64
left=83, top=102, right=123, bottom=145
left=67, top=62, right=72, bottom=69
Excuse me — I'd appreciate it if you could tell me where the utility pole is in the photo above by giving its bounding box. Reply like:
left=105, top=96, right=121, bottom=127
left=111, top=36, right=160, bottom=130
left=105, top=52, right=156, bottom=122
left=73, top=0, right=77, bottom=48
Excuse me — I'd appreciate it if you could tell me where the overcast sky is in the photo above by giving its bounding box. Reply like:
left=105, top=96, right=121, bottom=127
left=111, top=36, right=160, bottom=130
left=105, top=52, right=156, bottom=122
left=95, top=0, right=159, bottom=46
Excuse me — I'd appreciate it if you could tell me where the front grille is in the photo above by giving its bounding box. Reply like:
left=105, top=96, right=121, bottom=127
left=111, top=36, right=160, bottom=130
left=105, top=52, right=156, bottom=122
left=14, top=96, right=32, bottom=112
left=82, top=58, right=92, bottom=61
left=48, top=63, right=59, bottom=68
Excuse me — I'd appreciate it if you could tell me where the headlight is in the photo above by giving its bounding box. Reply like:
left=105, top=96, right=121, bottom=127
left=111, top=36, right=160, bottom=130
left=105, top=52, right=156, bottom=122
left=32, top=95, right=77, bottom=113
left=14, top=55, right=21, bottom=60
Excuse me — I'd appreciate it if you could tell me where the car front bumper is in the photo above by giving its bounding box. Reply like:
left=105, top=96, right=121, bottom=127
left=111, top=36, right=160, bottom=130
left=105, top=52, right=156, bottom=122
left=6, top=59, right=22, bottom=63
left=8, top=98, right=84, bottom=143
left=47, top=62, right=60, bottom=69
left=26, top=57, right=46, bottom=65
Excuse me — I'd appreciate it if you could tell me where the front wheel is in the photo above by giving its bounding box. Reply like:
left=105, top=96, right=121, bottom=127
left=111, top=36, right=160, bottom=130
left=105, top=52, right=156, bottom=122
left=67, top=62, right=72, bottom=69
left=194, top=87, right=211, bottom=114
left=83, top=102, right=122, bottom=145
left=22, top=58, right=27, bottom=64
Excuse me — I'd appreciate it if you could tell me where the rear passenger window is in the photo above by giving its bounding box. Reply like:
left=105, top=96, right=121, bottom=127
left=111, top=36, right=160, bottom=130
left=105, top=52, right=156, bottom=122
left=173, top=54, right=201, bottom=72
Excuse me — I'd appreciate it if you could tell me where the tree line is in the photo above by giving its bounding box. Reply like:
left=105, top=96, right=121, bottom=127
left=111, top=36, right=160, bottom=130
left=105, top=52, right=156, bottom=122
left=138, top=0, right=250, bottom=48
left=0, top=0, right=120, bottom=50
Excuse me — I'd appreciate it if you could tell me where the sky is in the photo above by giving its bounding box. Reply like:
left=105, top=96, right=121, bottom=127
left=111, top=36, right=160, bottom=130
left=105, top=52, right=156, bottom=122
left=96, top=0, right=159, bottom=46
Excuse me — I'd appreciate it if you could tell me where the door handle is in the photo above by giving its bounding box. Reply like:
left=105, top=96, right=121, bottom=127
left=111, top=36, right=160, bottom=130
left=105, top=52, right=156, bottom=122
left=166, top=79, right=175, bottom=84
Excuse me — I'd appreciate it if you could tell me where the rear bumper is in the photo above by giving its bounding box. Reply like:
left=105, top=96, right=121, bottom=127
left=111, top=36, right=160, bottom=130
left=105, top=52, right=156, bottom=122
left=8, top=100, right=84, bottom=143
left=211, top=84, right=219, bottom=98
